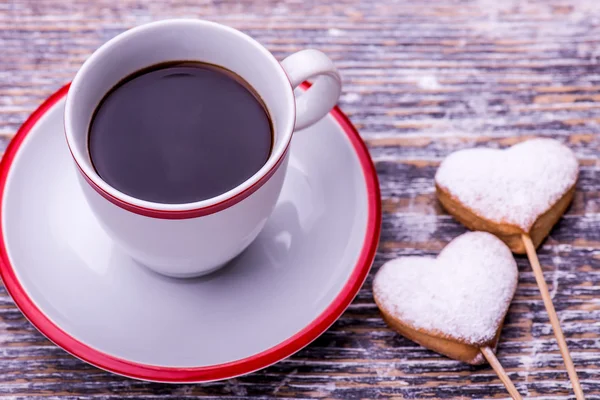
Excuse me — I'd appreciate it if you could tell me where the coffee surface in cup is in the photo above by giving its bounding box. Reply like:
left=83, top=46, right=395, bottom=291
left=88, top=61, right=273, bottom=204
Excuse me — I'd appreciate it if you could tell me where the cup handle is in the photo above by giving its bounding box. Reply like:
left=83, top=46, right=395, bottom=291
left=281, top=49, right=342, bottom=131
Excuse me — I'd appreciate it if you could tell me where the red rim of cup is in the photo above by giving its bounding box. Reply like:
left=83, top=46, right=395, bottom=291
left=0, top=83, right=382, bottom=382
left=66, top=86, right=292, bottom=219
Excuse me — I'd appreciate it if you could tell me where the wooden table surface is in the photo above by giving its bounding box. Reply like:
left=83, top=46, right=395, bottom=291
left=2, top=0, right=600, bottom=398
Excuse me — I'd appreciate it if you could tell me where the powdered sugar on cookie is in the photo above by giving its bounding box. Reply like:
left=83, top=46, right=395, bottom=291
left=373, top=232, right=518, bottom=345
left=435, top=138, right=579, bottom=231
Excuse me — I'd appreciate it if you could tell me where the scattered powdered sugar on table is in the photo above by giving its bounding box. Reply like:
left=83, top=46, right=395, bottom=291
left=435, top=138, right=579, bottom=231
left=374, top=232, right=518, bottom=345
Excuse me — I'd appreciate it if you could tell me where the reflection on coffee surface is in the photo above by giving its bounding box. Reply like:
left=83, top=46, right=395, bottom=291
left=89, top=61, right=273, bottom=204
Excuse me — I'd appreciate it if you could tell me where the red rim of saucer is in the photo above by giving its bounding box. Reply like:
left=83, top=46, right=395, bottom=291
left=0, top=83, right=381, bottom=383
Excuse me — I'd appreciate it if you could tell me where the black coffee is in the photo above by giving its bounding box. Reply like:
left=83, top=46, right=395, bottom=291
left=88, top=61, right=273, bottom=204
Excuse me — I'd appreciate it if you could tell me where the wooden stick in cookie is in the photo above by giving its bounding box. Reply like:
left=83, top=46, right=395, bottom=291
left=480, top=347, right=522, bottom=400
left=373, top=232, right=523, bottom=399
left=522, top=234, right=585, bottom=400
left=435, top=138, right=584, bottom=399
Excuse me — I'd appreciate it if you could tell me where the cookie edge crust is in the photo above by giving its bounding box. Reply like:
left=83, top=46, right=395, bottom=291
left=435, top=182, right=576, bottom=254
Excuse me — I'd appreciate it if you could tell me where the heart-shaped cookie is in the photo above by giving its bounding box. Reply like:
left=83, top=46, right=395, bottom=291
left=435, top=138, right=579, bottom=253
left=373, top=232, right=518, bottom=365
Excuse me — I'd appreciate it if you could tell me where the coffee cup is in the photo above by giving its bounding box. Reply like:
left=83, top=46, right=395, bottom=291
left=64, top=19, right=341, bottom=277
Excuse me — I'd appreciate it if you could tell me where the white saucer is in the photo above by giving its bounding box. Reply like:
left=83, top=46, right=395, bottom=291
left=0, top=85, right=380, bottom=383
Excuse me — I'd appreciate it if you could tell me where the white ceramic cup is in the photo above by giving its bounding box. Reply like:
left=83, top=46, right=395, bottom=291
left=64, top=19, right=341, bottom=277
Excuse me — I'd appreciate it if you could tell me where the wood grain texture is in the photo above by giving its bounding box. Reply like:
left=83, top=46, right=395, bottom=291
left=1, top=0, right=600, bottom=398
